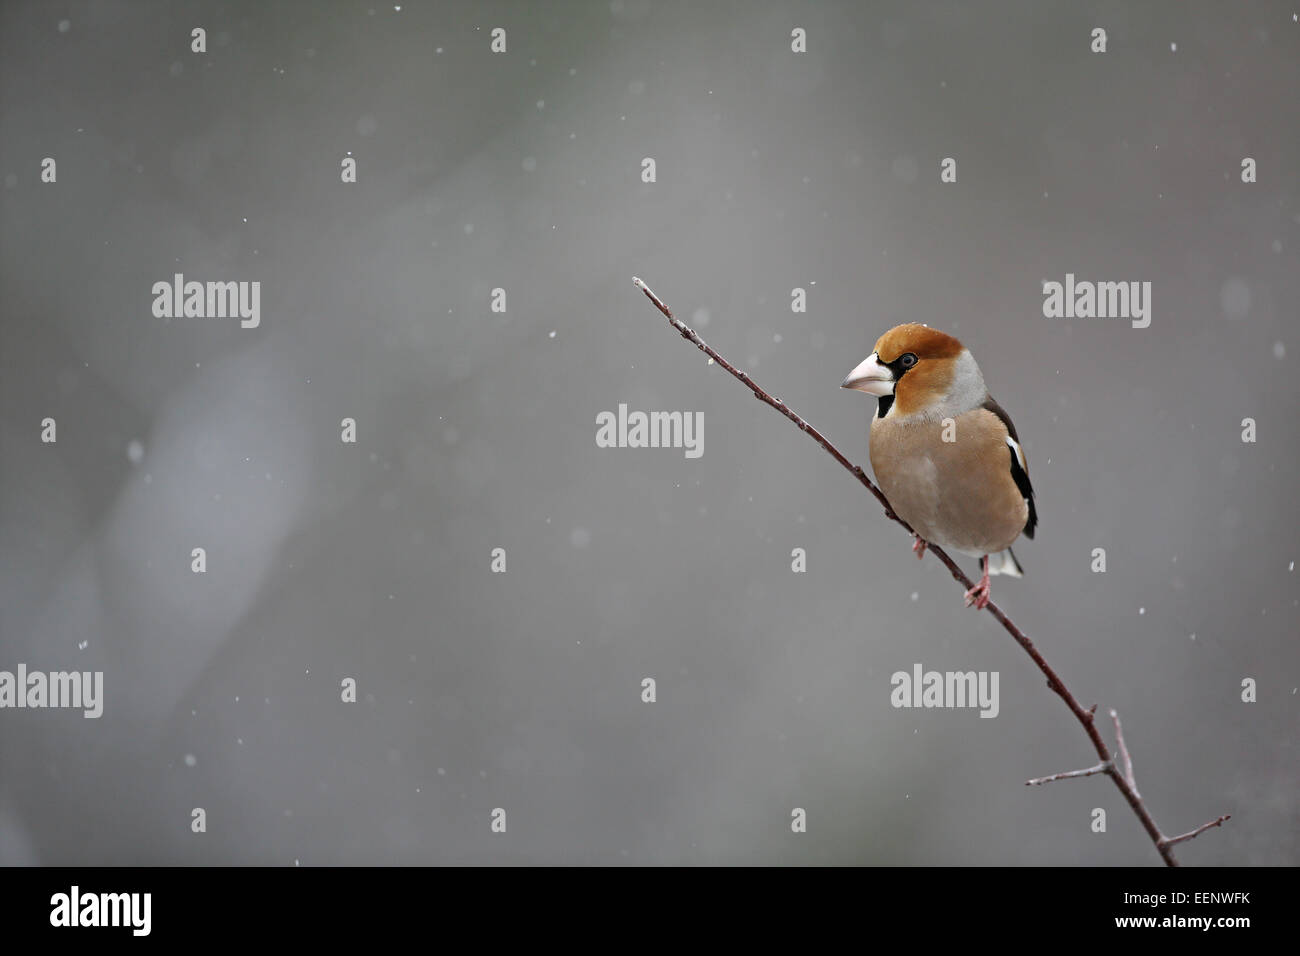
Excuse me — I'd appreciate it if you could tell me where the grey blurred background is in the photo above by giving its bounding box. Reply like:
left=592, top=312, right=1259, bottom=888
left=1, top=0, right=1296, bottom=865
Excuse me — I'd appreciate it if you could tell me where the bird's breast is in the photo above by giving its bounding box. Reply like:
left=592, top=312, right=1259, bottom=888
left=869, top=411, right=1027, bottom=556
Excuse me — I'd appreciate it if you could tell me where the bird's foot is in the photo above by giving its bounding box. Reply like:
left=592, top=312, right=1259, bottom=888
left=964, top=565, right=991, bottom=610
left=911, top=535, right=928, bottom=560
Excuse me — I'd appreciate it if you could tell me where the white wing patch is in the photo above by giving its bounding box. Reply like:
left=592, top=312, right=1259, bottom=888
left=1005, top=434, right=1027, bottom=471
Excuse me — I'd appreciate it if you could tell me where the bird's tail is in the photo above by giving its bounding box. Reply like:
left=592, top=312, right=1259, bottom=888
left=987, top=547, right=1024, bottom=578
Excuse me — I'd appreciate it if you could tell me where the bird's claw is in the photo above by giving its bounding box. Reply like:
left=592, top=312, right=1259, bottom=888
left=911, top=536, right=928, bottom=559
left=963, top=579, right=991, bottom=610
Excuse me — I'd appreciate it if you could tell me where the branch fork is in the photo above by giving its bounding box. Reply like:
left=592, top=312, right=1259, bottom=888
left=1026, top=709, right=1230, bottom=858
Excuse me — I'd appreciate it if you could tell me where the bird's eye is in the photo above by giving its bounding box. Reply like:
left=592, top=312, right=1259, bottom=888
left=899, top=352, right=918, bottom=369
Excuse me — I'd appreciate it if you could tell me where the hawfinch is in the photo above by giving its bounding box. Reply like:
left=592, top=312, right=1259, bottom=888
left=840, top=324, right=1037, bottom=609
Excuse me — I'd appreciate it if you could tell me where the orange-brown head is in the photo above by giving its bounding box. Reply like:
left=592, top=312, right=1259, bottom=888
left=841, top=323, right=981, bottom=419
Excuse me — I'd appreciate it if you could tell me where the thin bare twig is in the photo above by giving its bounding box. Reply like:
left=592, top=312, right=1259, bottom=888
left=1162, top=815, right=1232, bottom=849
left=633, top=276, right=1230, bottom=866
left=1110, top=708, right=1139, bottom=797
left=1026, top=760, right=1112, bottom=786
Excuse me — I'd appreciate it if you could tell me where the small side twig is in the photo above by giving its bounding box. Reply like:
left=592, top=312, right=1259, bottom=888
left=1110, top=708, right=1139, bottom=797
left=1026, top=760, right=1112, bottom=787
left=1162, top=815, right=1232, bottom=849
left=633, top=276, right=1230, bottom=866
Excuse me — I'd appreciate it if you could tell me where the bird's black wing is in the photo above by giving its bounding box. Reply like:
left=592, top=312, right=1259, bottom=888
left=982, top=396, right=1037, bottom=538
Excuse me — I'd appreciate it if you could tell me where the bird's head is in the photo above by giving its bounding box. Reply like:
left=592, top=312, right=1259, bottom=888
left=840, top=323, right=978, bottom=419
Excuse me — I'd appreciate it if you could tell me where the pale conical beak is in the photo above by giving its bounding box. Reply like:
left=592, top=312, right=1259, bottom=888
left=840, top=352, right=895, bottom=396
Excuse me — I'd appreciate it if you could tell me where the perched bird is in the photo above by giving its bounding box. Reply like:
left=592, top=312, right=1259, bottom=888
left=840, top=324, right=1037, bottom=609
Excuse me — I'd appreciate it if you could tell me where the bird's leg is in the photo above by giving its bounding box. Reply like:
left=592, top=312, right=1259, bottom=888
left=911, top=535, right=928, bottom=559
left=964, top=556, right=991, bottom=609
